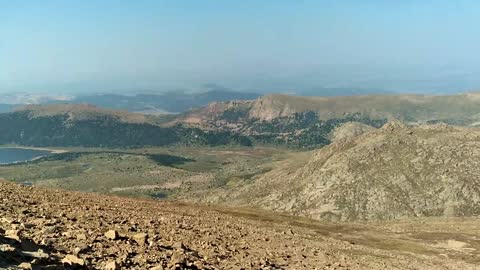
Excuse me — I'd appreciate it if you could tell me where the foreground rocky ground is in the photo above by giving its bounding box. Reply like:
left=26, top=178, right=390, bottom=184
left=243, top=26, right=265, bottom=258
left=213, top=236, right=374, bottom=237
left=1, top=180, right=479, bottom=269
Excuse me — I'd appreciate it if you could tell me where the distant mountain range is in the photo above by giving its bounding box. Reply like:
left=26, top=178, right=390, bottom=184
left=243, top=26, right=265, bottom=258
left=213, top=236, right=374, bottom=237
left=0, top=89, right=261, bottom=114
left=0, top=86, right=398, bottom=115
left=56, top=90, right=262, bottom=114
left=4, top=86, right=478, bottom=116
left=4, top=92, right=480, bottom=149
left=293, top=87, right=392, bottom=96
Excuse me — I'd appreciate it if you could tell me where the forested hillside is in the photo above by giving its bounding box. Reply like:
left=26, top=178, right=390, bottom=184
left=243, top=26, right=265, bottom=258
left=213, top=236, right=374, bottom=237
left=0, top=110, right=252, bottom=147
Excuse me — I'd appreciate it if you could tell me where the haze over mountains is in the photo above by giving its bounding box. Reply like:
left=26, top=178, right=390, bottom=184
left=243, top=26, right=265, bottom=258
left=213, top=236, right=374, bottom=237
left=0, top=84, right=422, bottom=115
left=4, top=92, right=480, bottom=150
left=0, top=87, right=261, bottom=114
left=68, top=90, right=260, bottom=114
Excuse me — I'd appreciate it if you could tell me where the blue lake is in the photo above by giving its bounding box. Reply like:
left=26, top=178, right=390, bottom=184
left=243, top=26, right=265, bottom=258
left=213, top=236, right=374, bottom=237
left=0, top=148, right=52, bottom=164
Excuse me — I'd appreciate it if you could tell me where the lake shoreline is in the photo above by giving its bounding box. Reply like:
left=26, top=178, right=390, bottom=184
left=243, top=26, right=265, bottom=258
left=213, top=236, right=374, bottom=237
left=0, top=146, right=68, bottom=154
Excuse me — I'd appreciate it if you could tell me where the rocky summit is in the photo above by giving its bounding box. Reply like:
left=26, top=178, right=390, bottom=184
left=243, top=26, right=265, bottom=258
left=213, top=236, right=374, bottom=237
left=1, top=180, right=479, bottom=269
left=275, top=122, right=480, bottom=221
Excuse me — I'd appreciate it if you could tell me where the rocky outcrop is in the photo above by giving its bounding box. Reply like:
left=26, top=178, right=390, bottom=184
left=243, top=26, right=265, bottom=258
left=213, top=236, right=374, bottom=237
left=329, top=121, right=375, bottom=143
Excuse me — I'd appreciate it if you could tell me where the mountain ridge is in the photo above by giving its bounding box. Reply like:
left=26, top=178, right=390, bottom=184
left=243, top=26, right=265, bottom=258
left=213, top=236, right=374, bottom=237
left=189, top=122, right=480, bottom=221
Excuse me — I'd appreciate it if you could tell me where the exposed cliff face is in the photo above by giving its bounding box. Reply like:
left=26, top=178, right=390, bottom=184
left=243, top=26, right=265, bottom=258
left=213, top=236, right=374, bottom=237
left=178, top=92, right=480, bottom=124
left=248, top=95, right=298, bottom=121
left=174, top=100, right=253, bottom=125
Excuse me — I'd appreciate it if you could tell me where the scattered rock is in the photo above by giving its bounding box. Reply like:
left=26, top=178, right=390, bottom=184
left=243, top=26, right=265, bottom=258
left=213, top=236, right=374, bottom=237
left=105, top=260, right=120, bottom=270
left=132, top=232, right=148, bottom=245
left=5, top=229, right=20, bottom=241
left=18, top=263, right=32, bottom=270
left=172, top=241, right=186, bottom=250
left=105, top=230, right=118, bottom=240
left=20, top=250, right=49, bottom=259
left=62, top=254, right=86, bottom=266
left=76, top=233, right=87, bottom=240
left=0, top=180, right=476, bottom=270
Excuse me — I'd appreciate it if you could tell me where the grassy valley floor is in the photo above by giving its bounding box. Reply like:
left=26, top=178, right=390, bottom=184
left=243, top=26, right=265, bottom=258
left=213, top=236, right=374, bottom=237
left=0, top=146, right=291, bottom=199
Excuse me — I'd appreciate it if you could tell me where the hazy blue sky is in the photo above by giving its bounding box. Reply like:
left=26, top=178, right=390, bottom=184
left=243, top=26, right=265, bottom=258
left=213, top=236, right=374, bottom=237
left=2, top=0, right=480, bottom=94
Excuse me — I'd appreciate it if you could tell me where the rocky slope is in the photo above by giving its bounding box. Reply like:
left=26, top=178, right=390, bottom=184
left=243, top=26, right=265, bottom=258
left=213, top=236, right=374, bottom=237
left=1, top=180, right=479, bottom=269
left=195, top=122, right=480, bottom=221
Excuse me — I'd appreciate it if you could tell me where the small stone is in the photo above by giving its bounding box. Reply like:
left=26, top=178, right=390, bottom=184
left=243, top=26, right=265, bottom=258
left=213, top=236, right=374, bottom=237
left=170, top=251, right=186, bottom=265
left=5, top=229, right=20, bottom=241
left=0, top=244, right=15, bottom=252
left=21, top=249, right=49, bottom=259
left=41, top=238, right=55, bottom=246
left=18, top=263, right=32, bottom=270
left=150, top=265, right=164, bottom=270
left=62, top=254, right=86, bottom=266
left=20, top=223, right=34, bottom=229
left=18, top=208, right=29, bottom=214
left=172, top=241, right=185, bottom=250
left=41, top=226, right=56, bottom=234
left=104, top=230, right=118, bottom=240
left=0, top=217, right=15, bottom=224
left=73, top=247, right=83, bottom=255
left=76, top=233, right=87, bottom=240
left=132, top=233, right=148, bottom=245
left=62, top=231, right=73, bottom=238
left=105, top=261, right=120, bottom=270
